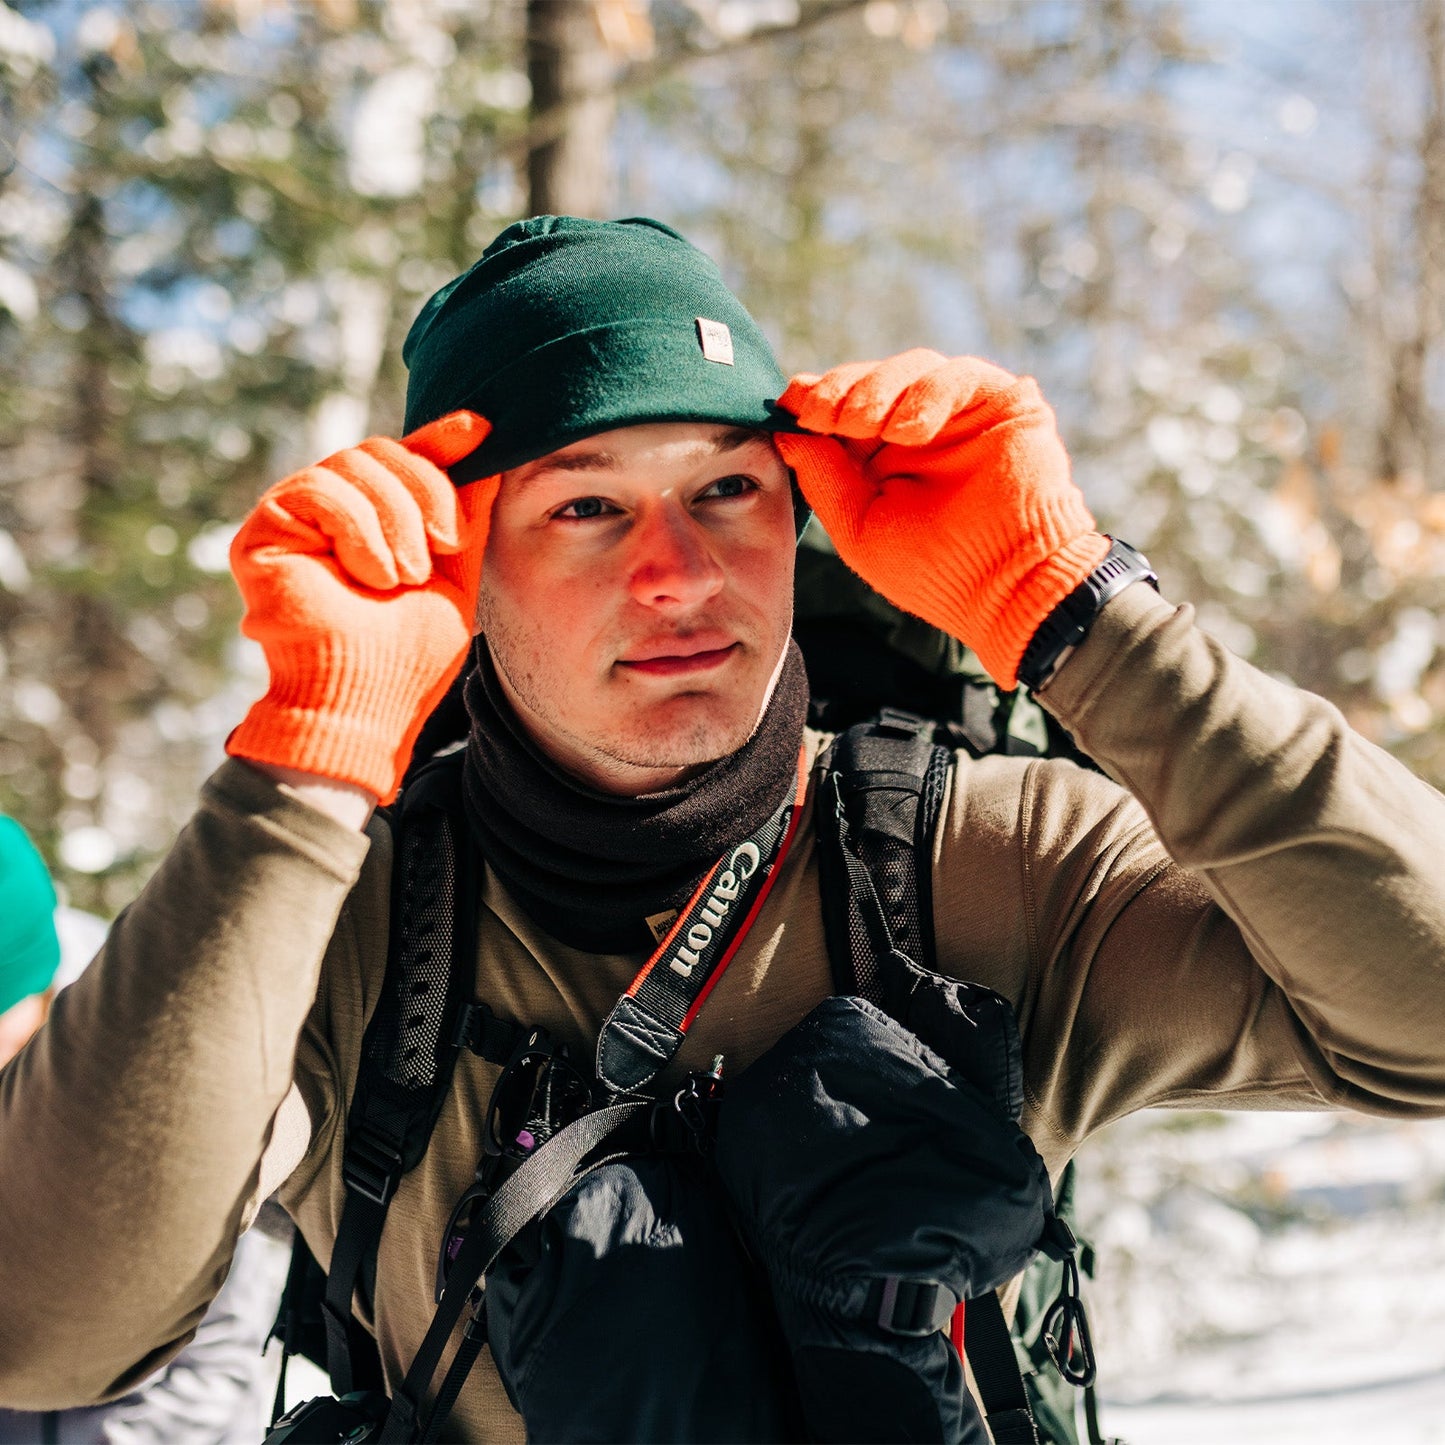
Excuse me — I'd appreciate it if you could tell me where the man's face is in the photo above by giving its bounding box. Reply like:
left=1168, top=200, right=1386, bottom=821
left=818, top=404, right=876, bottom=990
left=477, top=422, right=797, bottom=795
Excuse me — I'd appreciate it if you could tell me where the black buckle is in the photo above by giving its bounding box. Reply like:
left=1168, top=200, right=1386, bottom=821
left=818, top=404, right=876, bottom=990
left=450, top=1001, right=485, bottom=1051
left=874, top=1276, right=956, bottom=1337
left=451, top=1000, right=527, bottom=1064
left=983, top=1407, right=1042, bottom=1445
left=341, top=1128, right=404, bottom=1206
left=1039, top=1212, right=1077, bottom=1262
left=874, top=708, right=929, bottom=741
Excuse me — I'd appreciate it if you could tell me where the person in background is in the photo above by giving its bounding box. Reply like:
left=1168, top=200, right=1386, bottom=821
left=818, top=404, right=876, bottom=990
left=0, top=816, right=290, bottom=1445
left=0, top=817, right=62, bottom=1070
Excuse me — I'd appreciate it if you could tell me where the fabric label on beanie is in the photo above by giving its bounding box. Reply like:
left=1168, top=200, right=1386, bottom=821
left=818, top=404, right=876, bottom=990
left=696, top=318, right=735, bottom=365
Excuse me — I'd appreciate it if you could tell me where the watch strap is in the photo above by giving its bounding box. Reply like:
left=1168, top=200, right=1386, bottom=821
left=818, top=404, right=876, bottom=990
left=1016, top=537, right=1157, bottom=691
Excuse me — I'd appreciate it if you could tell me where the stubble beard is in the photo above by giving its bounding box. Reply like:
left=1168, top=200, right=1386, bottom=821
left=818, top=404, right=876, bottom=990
left=478, top=603, right=759, bottom=774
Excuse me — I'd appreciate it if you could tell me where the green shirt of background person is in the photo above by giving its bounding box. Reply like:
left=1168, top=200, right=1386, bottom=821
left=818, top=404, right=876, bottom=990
left=0, top=816, right=61, bottom=1069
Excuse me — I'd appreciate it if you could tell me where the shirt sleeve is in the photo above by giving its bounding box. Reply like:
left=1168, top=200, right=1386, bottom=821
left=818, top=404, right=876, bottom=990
left=0, top=760, right=371, bottom=1411
left=933, top=583, right=1445, bottom=1159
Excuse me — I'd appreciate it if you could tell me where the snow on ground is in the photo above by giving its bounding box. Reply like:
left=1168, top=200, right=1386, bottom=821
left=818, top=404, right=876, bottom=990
left=1104, top=1368, right=1445, bottom=1444
left=1076, top=1109, right=1445, bottom=1443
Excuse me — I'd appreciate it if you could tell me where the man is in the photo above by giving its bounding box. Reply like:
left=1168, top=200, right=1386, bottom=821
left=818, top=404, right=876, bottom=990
left=1, top=215, right=1443, bottom=1442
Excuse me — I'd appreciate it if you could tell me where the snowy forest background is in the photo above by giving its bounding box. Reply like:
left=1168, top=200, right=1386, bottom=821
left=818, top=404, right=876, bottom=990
left=3, top=1, right=1445, bottom=1439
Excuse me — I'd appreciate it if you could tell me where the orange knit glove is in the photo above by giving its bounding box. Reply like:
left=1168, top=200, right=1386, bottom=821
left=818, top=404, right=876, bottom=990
left=776, top=350, right=1110, bottom=689
left=226, top=411, right=495, bottom=803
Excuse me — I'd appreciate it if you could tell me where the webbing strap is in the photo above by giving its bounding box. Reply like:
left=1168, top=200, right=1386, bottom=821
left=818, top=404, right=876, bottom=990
left=323, top=1190, right=387, bottom=1393
left=988, top=1409, right=1043, bottom=1445
left=818, top=716, right=947, bottom=999
left=831, top=771, right=912, bottom=971
left=420, top=1318, right=486, bottom=1445
left=964, top=1291, right=1040, bottom=1445
left=379, top=1099, right=650, bottom=1444
left=325, top=755, right=478, bottom=1395
left=269, top=1236, right=314, bottom=1428
left=453, top=1001, right=527, bottom=1063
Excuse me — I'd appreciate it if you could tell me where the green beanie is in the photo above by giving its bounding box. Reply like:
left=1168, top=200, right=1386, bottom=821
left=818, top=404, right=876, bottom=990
left=403, top=216, right=799, bottom=483
left=0, top=816, right=59, bottom=1017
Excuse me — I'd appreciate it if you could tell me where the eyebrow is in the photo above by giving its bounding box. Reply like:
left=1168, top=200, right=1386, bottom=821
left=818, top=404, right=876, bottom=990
left=509, top=427, right=769, bottom=489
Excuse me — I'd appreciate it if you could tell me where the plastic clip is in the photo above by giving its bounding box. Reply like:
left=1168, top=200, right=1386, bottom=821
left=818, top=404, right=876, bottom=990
left=652, top=1056, right=725, bottom=1154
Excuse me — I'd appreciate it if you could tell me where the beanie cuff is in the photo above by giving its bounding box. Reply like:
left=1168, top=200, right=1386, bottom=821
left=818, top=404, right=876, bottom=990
left=441, top=318, right=800, bottom=482
left=403, top=217, right=794, bottom=481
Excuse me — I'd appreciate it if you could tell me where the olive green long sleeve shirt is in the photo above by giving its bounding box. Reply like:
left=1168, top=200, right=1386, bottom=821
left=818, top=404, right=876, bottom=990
left=3, top=585, right=1443, bottom=1439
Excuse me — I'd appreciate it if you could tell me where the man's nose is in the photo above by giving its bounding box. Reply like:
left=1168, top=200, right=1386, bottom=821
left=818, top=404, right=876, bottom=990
left=625, top=502, right=725, bottom=610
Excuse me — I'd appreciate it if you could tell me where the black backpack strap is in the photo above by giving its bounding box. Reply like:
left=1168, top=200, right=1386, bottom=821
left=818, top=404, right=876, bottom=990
left=269, top=1228, right=324, bottom=1426
left=378, top=1099, right=654, bottom=1444
left=817, top=712, right=1047, bottom=1445
left=966, top=1292, right=1041, bottom=1443
left=323, top=747, right=480, bottom=1395
left=815, top=709, right=950, bottom=1000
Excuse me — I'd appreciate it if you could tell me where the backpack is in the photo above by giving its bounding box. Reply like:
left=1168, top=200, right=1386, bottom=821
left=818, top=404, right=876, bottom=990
left=794, top=537, right=1119, bottom=1445
left=268, top=538, right=1122, bottom=1445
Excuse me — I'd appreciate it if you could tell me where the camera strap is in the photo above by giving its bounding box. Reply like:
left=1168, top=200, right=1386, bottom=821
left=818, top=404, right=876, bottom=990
left=379, top=746, right=808, bottom=1442
left=595, top=745, right=808, bottom=1094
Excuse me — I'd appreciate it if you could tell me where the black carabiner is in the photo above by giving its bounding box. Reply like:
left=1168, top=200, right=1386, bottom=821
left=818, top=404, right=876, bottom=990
left=643, top=1055, right=725, bottom=1155
left=1042, top=1252, right=1098, bottom=1388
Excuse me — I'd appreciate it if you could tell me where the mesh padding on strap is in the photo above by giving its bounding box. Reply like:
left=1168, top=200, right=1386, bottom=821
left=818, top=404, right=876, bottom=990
left=820, top=716, right=949, bottom=999
left=366, top=803, right=459, bottom=1091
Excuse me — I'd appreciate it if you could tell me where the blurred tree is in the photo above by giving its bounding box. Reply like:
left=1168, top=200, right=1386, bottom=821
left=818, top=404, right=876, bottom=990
left=0, top=0, right=533, bottom=909
left=0, top=0, right=1441, bottom=914
left=526, top=0, right=624, bottom=215
left=0, top=0, right=864, bottom=908
left=634, top=0, right=1443, bottom=782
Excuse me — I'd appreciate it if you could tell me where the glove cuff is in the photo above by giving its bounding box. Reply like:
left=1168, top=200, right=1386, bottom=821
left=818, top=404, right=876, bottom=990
left=226, top=636, right=468, bottom=803
left=968, top=531, right=1113, bottom=690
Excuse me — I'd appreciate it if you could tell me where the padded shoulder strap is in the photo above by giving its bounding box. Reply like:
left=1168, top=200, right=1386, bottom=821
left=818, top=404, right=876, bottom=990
left=816, top=710, right=950, bottom=1000
left=324, top=747, right=479, bottom=1395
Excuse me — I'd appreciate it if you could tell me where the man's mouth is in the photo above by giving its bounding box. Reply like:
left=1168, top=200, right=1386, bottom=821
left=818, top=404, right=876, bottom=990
left=616, top=639, right=741, bottom=677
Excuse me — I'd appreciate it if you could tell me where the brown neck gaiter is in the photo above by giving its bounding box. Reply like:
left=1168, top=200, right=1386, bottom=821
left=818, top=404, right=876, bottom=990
left=461, top=638, right=810, bottom=955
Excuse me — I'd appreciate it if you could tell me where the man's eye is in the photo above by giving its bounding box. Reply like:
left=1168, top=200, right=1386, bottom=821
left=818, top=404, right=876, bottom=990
left=704, top=474, right=755, bottom=500
left=556, top=496, right=611, bottom=520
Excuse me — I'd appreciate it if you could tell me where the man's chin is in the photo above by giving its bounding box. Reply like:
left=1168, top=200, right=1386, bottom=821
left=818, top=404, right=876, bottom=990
left=596, top=703, right=756, bottom=773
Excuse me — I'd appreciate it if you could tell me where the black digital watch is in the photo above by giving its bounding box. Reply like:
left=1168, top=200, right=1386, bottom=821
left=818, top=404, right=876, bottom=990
left=1016, top=537, right=1158, bottom=692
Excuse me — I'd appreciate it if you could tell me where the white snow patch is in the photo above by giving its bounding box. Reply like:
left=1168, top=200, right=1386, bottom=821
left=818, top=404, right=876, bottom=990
left=1080, top=1110, right=1445, bottom=1443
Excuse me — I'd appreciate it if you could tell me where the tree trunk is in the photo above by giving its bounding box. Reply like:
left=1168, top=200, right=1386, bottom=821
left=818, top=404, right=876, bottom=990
left=527, top=0, right=617, bottom=217
left=1415, top=0, right=1445, bottom=487
left=1377, top=0, right=1445, bottom=485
